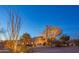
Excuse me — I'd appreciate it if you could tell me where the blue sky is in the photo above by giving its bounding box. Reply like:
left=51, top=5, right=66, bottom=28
left=0, top=5, right=79, bottom=39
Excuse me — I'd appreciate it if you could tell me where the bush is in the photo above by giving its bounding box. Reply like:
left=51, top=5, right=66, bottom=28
left=14, top=45, right=32, bottom=53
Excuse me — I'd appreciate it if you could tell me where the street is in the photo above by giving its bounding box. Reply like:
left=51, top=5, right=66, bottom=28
left=32, top=47, right=79, bottom=53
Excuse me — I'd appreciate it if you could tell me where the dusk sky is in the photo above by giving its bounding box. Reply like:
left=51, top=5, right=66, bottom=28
left=0, top=5, right=79, bottom=39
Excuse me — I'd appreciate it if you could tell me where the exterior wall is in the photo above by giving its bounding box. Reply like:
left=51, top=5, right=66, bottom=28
left=33, top=36, right=48, bottom=47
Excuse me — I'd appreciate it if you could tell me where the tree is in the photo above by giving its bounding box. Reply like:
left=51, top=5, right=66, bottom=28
left=21, top=33, right=31, bottom=46
left=22, top=33, right=31, bottom=39
left=0, top=23, right=7, bottom=40
left=6, top=9, right=21, bottom=52
left=42, top=25, right=62, bottom=47
left=60, top=34, right=70, bottom=42
left=60, top=34, right=70, bottom=47
left=43, top=25, right=62, bottom=40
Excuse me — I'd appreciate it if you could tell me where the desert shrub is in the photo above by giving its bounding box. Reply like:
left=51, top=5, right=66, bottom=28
left=3, top=40, right=32, bottom=53
left=12, top=45, right=32, bottom=53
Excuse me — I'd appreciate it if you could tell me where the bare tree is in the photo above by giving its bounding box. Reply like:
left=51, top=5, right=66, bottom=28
left=6, top=9, right=21, bottom=52
left=0, top=23, right=6, bottom=41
